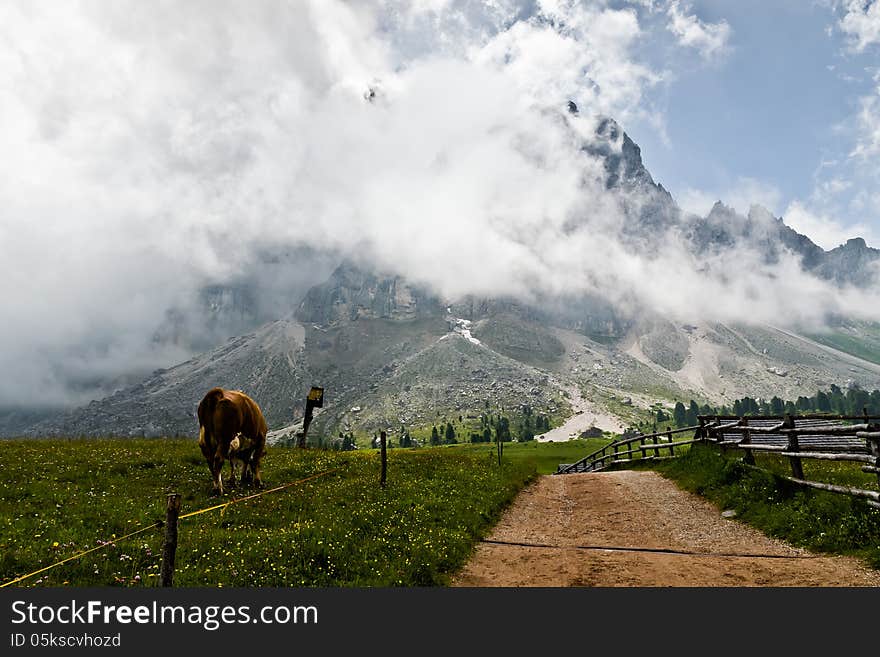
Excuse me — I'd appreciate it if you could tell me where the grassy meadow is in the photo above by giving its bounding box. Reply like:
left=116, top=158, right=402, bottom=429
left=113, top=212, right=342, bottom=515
left=0, top=437, right=608, bottom=588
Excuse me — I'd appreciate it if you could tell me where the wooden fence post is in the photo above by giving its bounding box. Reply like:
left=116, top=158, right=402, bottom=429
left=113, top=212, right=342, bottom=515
left=380, top=431, right=387, bottom=487
left=640, top=436, right=647, bottom=459
left=613, top=442, right=619, bottom=461
left=161, top=493, right=181, bottom=587
left=652, top=432, right=660, bottom=458
left=865, top=433, right=880, bottom=486
left=666, top=428, right=674, bottom=456
left=784, top=414, right=804, bottom=480
left=741, top=418, right=755, bottom=465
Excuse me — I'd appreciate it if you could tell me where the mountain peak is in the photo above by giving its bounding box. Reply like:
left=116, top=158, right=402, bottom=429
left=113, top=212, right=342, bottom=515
left=845, top=237, right=867, bottom=249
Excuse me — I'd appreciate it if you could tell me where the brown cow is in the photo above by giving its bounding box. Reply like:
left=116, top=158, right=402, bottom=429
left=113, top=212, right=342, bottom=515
left=197, top=387, right=268, bottom=495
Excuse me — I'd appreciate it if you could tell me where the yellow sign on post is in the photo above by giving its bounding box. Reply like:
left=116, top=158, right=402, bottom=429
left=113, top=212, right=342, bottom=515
left=308, top=386, right=324, bottom=407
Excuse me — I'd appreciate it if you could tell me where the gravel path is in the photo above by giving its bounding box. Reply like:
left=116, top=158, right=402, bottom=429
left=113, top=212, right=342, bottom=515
left=450, top=471, right=880, bottom=587
left=536, top=384, right=625, bottom=441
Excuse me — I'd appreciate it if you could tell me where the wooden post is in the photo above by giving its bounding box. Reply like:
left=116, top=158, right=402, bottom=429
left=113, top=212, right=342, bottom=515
left=380, top=431, right=387, bottom=487
left=298, top=387, right=324, bottom=448
left=639, top=436, right=647, bottom=459
left=741, top=418, right=755, bottom=465
left=865, top=433, right=880, bottom=486
left=161, top=493, right=181, bottom=587
left=652, top=432, right=660, bottom=457
left=498, top=439, right=503, bottom=467
left=784, top=414, right=804, bottom=480
left=613, top=442, right=619, bottom=460
left=666, top=428, right=674, bottom=456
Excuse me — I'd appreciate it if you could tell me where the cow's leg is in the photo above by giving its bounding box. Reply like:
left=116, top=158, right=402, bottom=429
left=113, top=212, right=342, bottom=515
left=251, top=446, right=265, bottom=489
left=212, top=450, right=225, bottom=495
left=228, top=434, right=241, bottom=488
left=228, top=459, right=237, bottom=489
left=201, top=438, right=221, bottom=494
left=241, top=458, right=253, bottom=485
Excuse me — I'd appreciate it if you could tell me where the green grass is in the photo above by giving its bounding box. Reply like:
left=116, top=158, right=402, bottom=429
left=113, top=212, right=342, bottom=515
left=448, top=437, right=613, bottom=474
left=644, top=442, right=880, bottom=567
left=807, top=321, right=880, bottom=366
left=0, top=438, right=536, bottom=587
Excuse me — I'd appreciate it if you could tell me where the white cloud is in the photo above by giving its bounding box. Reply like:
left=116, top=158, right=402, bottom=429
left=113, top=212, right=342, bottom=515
left=666, top=0, right=731, bottom=60
left=851, top=74, right=880, bottom=158
left=782, top=200, right=879, bottom=250
left=0, top=0, right=874, bottom=411
left=676, top=177, right=783, bottom=217
left=837, top=0, right=880, bottom=51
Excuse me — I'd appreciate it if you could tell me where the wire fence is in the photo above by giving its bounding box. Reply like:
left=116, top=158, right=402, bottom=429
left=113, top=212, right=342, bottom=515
left=0, top=468, right=339, bottom=588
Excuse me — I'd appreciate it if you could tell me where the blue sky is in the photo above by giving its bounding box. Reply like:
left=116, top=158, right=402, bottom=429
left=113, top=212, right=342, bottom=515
left=621, top=0, right=880, bottom=248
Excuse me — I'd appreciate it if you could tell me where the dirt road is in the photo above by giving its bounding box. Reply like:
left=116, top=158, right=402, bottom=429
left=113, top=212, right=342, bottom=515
left=536, top=384, right=625, bottom=441
left=451, top=471, right=880, bottom=587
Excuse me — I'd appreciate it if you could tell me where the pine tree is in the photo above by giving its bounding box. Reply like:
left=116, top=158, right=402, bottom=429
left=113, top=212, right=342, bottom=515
left=686, top=401, right=699, bottom=426
left=673, top=402, right=687, bottom=427
left=444, top=423, right=457, bottom=444
left=770, top=396, right=784, bottom=415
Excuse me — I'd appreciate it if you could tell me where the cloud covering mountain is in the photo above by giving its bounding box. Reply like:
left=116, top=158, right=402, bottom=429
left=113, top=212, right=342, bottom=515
left=1, top=0, right=879, bottom=414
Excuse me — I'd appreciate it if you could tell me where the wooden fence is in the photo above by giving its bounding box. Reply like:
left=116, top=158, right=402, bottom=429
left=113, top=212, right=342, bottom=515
left=698, top=413, right=880, bottom=509
left=555, top=412, right=880, bottom=509
left=555, top=424, right=703, bottom=474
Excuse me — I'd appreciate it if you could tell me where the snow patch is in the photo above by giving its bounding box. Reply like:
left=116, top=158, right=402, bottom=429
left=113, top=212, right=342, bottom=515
left=450, top=316, right=481, bottom=345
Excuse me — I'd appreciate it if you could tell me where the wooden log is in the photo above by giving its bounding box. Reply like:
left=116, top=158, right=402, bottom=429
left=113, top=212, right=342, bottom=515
left=784, top=477, right=880, bottom=502
left=857, top=432, right=880, bottom=440
left=161, top=493, right=182, bottom=587
left=614, top=439, right=700, bottom=459
left=861, top=465, right=880, bottom=474
left=715, top=422, right=786, bottom=434
left=734, top=444, right=786, bottom=451
left=664, top=438, right=703, bottom=448
left=784, top=424, right=872, bottom=435
left=666, top=428, right=675, bottom=456
left=640, top=437, right=647, bottom=459
left=778, top=452, right=876, bottom=463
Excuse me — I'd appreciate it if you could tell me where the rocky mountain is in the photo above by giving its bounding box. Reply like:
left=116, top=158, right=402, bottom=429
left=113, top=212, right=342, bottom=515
left=685, top=201, right=879, bottom=285
left=13, top=114, right=880, bottom=440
